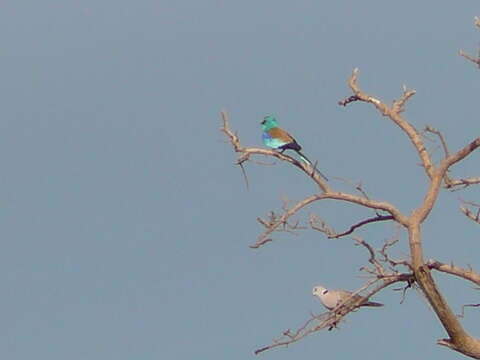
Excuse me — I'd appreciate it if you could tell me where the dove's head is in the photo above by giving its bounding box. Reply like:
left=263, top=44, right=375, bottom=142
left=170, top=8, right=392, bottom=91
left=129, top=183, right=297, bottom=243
left=312, top=285, right=328, bottom=298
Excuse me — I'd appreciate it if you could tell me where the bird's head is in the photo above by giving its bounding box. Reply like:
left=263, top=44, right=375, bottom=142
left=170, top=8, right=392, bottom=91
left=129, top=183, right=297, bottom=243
left=312, top=285, right=328, bottom=298
left=261, top=115, right=278, bottom=131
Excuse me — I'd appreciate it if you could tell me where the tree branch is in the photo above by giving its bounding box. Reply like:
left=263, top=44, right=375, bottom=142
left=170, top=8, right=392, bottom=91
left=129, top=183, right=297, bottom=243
left=460, top=204, right=480, bottom=224
left=253, top=192, right=407, bottom=248
left=459, top=50, right=480, bottom=68
left=446, top=177, right=480, bottom=189
left=423, top=125, right=450, bottom=158
left=252, top=194, right=320, bottom=248
left=342, top=69, right=434, bottom=179
left=427, top=259, right=480, bottom=286
left=330, top=215, right=394, bottom=239
left=442, top=138, right=480, bottom=171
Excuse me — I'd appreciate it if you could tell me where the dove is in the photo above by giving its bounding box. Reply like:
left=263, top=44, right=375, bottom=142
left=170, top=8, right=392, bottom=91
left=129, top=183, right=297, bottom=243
left=312, top=285, right=383, bottom=310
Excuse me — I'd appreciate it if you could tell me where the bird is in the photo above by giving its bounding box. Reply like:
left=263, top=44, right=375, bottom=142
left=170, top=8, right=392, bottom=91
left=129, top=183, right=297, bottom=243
left=312, top=285, right=384, bottom=310
left=261, top=115, right=328, bottom=181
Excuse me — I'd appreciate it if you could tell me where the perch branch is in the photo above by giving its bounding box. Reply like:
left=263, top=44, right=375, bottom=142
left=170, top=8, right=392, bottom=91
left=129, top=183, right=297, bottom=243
left=221, top=111, right=330, bottom=191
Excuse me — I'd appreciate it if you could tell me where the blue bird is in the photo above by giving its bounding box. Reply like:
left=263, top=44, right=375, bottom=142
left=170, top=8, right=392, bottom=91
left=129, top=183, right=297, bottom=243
left=261, top=115, right=328, bottom=181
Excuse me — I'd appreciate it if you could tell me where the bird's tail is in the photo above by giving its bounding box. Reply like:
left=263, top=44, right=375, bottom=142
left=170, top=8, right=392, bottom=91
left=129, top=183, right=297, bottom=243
left=361, top=301, right=384, bottom=307
left=295, top=150, right=328, bottom=181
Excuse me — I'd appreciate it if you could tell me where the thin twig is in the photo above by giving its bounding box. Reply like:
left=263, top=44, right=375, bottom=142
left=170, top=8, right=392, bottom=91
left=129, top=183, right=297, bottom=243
left=424, top=126, right=450, bottom=158
left=332, top=215, right=394, bottom=239
left=459, top=50, right=480, bottom=68
left=458, top=303, right=480, bottom=318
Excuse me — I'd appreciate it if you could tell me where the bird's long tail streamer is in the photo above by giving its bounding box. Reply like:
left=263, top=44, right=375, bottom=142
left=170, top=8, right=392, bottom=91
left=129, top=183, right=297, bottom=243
left=296, top=150, right=328, bottom=181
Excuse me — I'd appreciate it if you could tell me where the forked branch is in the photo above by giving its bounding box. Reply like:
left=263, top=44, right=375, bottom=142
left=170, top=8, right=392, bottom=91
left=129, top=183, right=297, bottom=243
left=342, top=69, right=434, bottom=179
left=460, top=202, right=480, bottom=224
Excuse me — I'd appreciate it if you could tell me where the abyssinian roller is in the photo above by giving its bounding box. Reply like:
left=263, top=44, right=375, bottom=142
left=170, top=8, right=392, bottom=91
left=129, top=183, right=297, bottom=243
left=261, top=115, right=328, bottom=181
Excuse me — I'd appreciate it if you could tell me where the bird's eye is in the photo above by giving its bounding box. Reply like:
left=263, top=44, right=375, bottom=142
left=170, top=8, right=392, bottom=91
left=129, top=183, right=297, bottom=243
left=323, top=290, right=328, bottom=295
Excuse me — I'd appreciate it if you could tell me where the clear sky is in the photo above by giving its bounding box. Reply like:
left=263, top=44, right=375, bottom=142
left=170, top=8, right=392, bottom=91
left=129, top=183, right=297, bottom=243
left=1, top=1, right=479, bottom=359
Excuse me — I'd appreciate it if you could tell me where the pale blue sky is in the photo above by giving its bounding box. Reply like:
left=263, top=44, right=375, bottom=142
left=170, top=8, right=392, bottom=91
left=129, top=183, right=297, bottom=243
left=0, top=1, right=479, bottom=359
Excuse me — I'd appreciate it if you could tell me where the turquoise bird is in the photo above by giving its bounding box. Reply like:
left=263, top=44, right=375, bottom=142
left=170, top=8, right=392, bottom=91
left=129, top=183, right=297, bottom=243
left=261, top=115, right=328, bottom=181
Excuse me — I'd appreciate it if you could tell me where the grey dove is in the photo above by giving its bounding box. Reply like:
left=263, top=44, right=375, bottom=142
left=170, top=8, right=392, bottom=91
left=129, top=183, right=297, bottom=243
left=312, top=285, right=383, bottom=310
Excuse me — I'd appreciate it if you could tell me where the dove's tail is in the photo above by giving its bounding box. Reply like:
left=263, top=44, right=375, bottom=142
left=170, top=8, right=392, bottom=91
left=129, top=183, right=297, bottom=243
left=361, top=301, right=384, bottom=307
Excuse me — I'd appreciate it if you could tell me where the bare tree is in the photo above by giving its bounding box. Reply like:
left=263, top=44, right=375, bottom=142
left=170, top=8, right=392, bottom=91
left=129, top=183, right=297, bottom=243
left=222, top=18, right=480, bottom=359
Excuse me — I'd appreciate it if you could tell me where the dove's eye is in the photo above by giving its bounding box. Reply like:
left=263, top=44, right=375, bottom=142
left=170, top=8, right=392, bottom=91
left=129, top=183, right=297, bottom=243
left=323, top=290, right=328, bottom=295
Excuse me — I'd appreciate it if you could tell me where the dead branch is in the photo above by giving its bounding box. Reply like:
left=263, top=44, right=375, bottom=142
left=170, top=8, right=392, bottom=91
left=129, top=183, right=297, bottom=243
left=355, top=237, right=385, bottom=275
left=321, top=192, right=408, bottom=224
left=446, top=177, right=480, bottom=189
left=426, top=260, right=480, bottom=286
left=355, top=236, right=411, bottom=277
left=459, top=199, right=480, bottom=223
left=459, top=50, right=480, bottom=68
left=338, top=95, right=360, bottom=106
left=441, top=138, right=480, bottom=171
left=334, top=178, right=386, bottom=218
left=253, top=312, right=339, bottom=355
left=252, top=194, right=321, bottom=248
left=379, top=238, right=412, bottom=270
left=411, top=137, right=480, bottom=226
left=341, top=69, right=433, bottom=179
left=309, top=214, right=336, bottom=237
left=458, top=303, right=480, bottom=318
left=424, top=125, right=450, bottom=158
left=331, top=215, right=394, bottom=239
left=252, top=192, right=408, bottom=248
left=460, top=205, right=480, bottom=224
